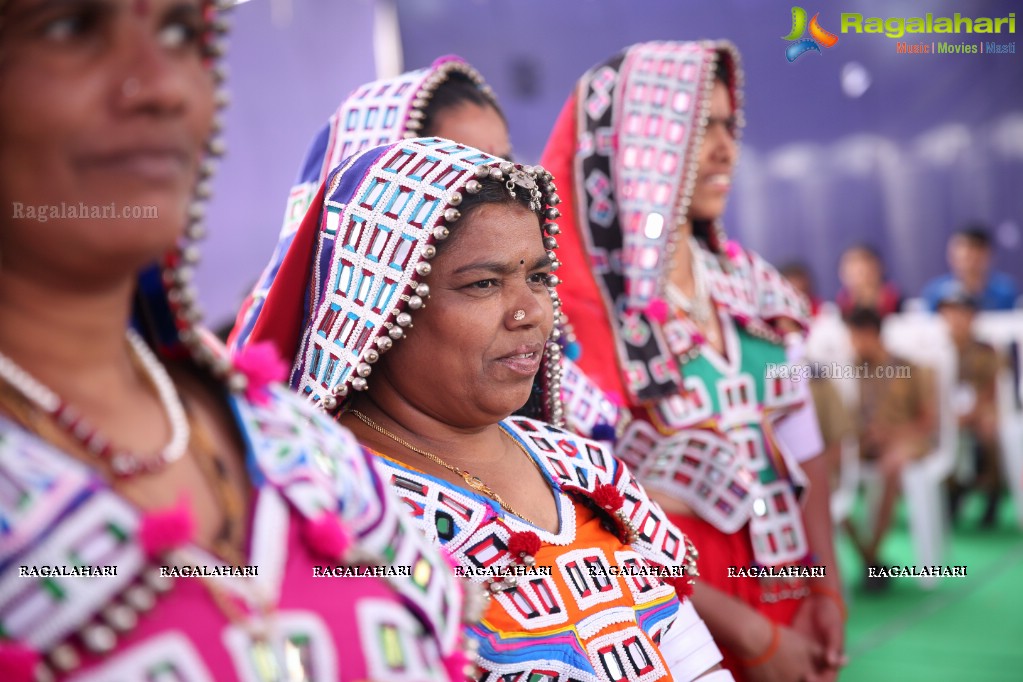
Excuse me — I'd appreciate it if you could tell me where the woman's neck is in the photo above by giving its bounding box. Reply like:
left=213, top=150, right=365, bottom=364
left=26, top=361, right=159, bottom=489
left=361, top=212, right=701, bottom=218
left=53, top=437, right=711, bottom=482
left=0, top=269, right=140, bottom=405
left=346, top=390, right=508, bottom=472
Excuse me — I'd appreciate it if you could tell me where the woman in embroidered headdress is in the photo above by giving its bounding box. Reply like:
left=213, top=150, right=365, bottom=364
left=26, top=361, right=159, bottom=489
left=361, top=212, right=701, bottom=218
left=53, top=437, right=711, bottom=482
left=0, top=2, right=469, bottom=681
left=228, top=56, right=511, bottom=354
left=541, top=42, right=846, bottom=681
left=238, top=136, right=734, bottom=681
left=227, top=55, right=618, bottom=441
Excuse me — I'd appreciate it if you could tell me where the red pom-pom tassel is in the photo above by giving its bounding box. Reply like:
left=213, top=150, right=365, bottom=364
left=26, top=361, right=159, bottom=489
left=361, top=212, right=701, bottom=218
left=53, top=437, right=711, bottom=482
left=680, top=580, right=694, bottom=599
left=666, top=576, right=695, bottom=601
left=138, top=495, right=196, bottom=559
left=592, top=483, right=625, bottom=512
left=506, top=531, right=541, bottom=562
left=301, top=513, right=352, bottom=560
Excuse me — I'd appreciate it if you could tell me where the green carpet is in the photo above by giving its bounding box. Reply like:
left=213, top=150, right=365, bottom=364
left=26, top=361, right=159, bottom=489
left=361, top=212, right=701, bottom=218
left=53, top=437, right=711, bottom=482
left=836, top=493, right=1023, bottom=680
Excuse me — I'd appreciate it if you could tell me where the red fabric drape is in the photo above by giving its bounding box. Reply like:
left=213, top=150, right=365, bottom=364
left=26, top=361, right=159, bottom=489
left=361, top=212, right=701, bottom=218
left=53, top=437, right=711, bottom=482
left=540, top=93, right=629, bottom=403
left=240, top=181, right=327, bottom=367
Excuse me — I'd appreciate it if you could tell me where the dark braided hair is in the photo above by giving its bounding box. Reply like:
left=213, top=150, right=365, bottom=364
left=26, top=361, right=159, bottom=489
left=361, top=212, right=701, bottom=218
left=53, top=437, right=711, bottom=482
left=421, top=72, right=507, bottom=138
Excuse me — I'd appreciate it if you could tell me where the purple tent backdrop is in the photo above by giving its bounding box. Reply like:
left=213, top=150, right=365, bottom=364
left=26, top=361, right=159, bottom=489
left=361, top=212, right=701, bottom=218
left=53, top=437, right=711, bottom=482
left=395, top=0, right=1023, bottom=304
left=199, top=0, right=379, bottom=329
left=200, top=0, right=1022, bottom=328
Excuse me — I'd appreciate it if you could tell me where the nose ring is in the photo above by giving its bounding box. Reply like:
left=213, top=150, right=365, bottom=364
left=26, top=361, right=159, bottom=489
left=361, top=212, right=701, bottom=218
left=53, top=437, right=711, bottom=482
left=513, top=309, right=526, bottom=321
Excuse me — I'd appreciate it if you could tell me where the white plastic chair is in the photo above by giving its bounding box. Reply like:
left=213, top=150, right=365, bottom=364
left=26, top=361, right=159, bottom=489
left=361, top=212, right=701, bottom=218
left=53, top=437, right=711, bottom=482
left=859, top=312, right=958, bottom=588
left=830, top=434, right=861, bottom=525
left=806, top=303, right=854, bottom=367
left=901, top=297, right=930, bottom=314
left=973, top=311, right=1023, bottom=528
left=805, top=306, right=861, bottom=524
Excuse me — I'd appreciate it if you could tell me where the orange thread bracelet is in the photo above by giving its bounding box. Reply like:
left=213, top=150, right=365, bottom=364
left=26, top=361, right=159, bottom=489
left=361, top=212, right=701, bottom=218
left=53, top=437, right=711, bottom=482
left=737, top=620, right=780, bottom=668
left=809, top=584, right=848, bottom=622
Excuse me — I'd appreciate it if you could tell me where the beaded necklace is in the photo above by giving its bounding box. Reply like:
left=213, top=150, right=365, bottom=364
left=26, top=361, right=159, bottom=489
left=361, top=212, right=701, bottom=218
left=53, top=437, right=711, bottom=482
left=0, top=329, right=189, bottom=477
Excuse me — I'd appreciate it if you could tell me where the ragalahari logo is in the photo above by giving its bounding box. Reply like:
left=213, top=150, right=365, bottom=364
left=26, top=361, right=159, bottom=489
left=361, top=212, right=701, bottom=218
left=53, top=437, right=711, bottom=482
left=783, top=6, right=839, bottom=61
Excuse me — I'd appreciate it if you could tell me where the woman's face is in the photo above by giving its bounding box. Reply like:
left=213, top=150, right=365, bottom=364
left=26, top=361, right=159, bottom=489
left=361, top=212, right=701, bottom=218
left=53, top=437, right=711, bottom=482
left=429, top=102, right=512, bottom=160
left=687, top=80, right=737, bottom=223
left=0, top=0, right=214, bottom=282
left=839, top=249, right=881, bottom=290
left=375, top=201, right=554, bottom=427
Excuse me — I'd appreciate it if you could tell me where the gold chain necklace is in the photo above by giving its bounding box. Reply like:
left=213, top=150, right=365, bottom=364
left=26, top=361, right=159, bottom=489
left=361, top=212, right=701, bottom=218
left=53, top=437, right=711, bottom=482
left=350, top=409, right=538, bottom=522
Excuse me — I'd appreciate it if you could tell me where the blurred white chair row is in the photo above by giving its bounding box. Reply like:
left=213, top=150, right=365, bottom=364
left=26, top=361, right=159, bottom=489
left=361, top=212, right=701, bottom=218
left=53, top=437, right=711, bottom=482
left=804, top=305, right=1023, bottom=588
left=805, top=303, right=860, bottom=524
left=973, top=311, right=1023, bottom=528
left=875, top=312, right=957, bottom=589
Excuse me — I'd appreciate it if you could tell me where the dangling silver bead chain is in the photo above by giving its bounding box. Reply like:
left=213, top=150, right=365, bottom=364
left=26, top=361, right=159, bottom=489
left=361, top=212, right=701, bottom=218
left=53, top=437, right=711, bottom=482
left=0, top=328, right=190, bottom=477
left=666, top=236, right=712, bottom=324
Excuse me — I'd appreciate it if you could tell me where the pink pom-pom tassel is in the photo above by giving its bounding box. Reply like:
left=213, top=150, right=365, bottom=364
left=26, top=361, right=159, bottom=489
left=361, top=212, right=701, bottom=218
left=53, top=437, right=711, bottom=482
left=442, top=650, right=473, bottom=682
left=139, top=496, right=195, bottom=559
left=723, top=240, right=742, bottom=260
left=233, top=340, right=290, bottom=406
left=0, top=642, right=40, bottom=682
left=643, top=298, right=670, bottom=324
left=301, top=513, right=352, bottom=560
left=440, top=547, right=462, bottom=573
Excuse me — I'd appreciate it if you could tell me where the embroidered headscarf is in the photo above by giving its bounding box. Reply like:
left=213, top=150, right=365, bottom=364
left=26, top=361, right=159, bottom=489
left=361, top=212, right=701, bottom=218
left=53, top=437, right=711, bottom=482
left=541, top=41, right=808, bottom=405
left=240, top=137, right=567, bottom=424
left=229, top=56, right=500, bottom=353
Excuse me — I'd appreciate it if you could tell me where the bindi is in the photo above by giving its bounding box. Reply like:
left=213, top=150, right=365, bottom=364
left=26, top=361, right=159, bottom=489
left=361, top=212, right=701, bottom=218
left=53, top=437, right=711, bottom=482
left=133, top=0, right=150, bottom=17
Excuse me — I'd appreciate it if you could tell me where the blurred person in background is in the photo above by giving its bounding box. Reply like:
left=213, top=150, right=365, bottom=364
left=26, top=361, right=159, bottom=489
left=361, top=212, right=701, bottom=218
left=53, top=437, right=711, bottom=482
left=0, top=2, right=469, bottom=680
left=844, top=308, right=936, bottom=591
left=229, top=56, right=510, bottom=352
left=835, top=244, right=902, bottom=319
left=807, top=371, right=853, bottom=495
left=543, top=41, right=845, bottom=682
left=937, top=285, right=1004, bottom=528
left=922, top=224, right=1019, bottom=312
left=779, top=262, right=822, bottom=318
left=779, top=266, right=852, bottom=488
